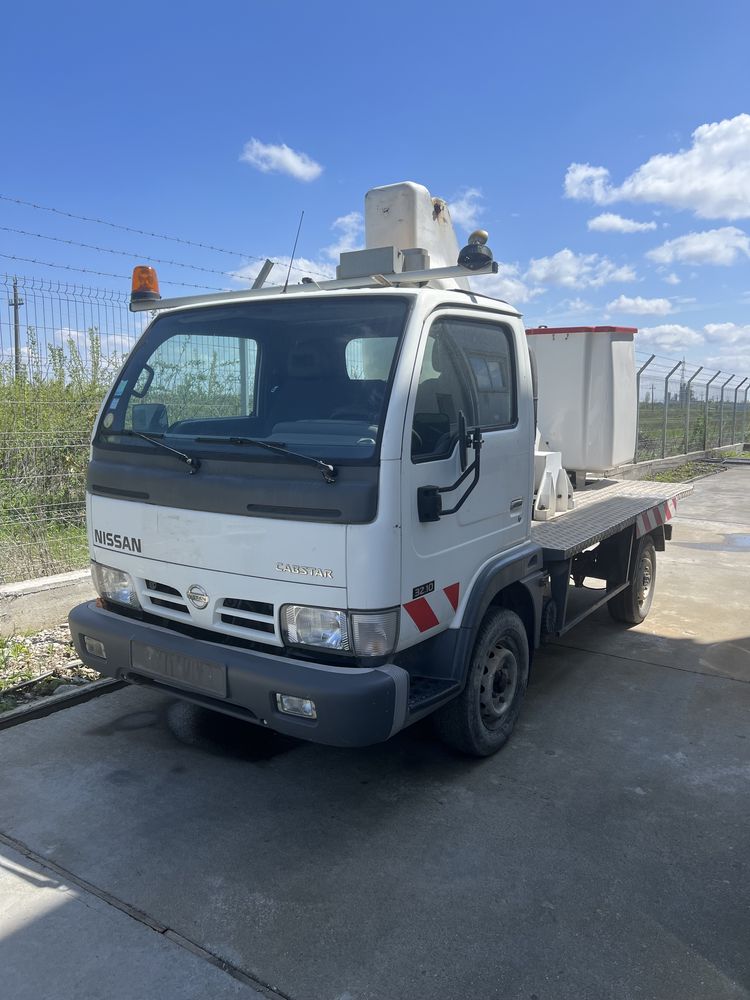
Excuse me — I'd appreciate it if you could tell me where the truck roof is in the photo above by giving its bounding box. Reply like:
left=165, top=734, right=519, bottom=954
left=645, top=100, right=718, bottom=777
left=145, top=284, right=523, bottom=320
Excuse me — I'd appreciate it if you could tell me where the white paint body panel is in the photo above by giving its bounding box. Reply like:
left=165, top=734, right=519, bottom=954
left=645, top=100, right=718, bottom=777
left=529, top=329, right=636, bottom=472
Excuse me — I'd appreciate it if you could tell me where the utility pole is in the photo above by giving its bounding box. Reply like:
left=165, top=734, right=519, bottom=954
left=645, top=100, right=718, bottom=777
left=10, top=277, right=24, bottom=378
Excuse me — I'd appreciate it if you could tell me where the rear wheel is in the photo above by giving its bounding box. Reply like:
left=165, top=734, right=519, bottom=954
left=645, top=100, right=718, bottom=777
left=434, top=608, right=529, bottom=757
left=607, top=535, right=656, bottom=624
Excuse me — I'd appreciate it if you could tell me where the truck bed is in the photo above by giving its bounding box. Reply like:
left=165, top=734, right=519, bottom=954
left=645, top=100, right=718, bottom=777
left=530, top=479, right=693, bottom=560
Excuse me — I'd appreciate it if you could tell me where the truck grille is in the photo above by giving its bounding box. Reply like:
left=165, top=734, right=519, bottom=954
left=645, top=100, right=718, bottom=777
left=218, top=597, right=275, bottom=635
left=143, top=580, right=190, bottom=616
left=139, top=580, right=280, bottom=645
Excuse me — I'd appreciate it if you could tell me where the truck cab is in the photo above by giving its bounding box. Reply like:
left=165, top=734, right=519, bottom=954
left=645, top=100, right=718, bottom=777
left=69, top=182, right=686, bottom=756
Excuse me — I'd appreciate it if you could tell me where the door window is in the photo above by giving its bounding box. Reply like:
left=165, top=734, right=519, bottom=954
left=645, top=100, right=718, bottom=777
left=411, top=317, right=516, bottom=461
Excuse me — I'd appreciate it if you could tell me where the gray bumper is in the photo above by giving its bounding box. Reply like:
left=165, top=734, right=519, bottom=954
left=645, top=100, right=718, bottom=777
left=69, top=602, right=408, bottom=747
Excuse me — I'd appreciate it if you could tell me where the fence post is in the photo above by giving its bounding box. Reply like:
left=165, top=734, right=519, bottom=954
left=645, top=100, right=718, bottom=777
left=718, top=374, right=735, bottom=447
left=634, top=354, right=655, bottom=463
left=10, top=277, right=24, bottom=378
left=684, top=366, right=703, bottom=455
left=662, top=361, right=681, bottom=459
left=732, top=377, right=748, bottom=446
left=744, top=386, right=750, bottom=447
left=703, top=371, right=721, bottom=450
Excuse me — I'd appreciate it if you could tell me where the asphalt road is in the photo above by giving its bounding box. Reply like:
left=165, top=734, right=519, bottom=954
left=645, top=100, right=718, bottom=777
left=1, top=469, right=748, bottom=1000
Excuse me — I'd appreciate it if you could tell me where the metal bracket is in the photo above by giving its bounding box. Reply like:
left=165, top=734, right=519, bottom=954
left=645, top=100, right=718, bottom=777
left=417, top=428, right=483, bottom=523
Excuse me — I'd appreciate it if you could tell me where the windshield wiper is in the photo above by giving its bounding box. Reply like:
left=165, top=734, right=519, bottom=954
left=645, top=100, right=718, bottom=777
left=195, top=435, right=338, bottom=484
left=100, top=430, right=201, bottom=474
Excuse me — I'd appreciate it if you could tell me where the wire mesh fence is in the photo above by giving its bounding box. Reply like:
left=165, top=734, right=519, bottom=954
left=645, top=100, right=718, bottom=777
left=635, top=351, right=749, bottom=462
left=0, top=274, right=145, bottom=584
left=1, top=273, right=748, bottom=585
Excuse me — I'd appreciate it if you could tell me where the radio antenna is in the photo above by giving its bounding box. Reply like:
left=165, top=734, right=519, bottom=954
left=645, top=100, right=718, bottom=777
left=283, top=210, right=305, bottom=293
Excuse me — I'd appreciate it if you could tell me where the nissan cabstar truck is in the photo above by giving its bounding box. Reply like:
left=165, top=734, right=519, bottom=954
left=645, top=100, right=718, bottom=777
left=69, top=182, right=691, bottom=756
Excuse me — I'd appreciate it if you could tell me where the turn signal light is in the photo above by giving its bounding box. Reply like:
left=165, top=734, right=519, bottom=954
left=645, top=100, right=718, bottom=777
left=131, top=265, right=161, bottom=303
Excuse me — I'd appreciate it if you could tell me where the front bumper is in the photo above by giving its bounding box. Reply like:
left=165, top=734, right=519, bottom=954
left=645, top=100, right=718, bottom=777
left=69, top=602, right=409, bottom=747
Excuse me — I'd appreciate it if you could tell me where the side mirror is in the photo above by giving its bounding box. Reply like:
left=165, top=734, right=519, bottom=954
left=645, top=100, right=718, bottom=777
left=458, top=410, right=468, bottom=471
left=132, top=403, right=168, bottom=433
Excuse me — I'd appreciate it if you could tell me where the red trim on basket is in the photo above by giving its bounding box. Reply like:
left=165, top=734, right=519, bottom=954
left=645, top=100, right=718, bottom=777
left=403, top=597, right=440, bottom=633
left=525, top=326, right=638, bottom=336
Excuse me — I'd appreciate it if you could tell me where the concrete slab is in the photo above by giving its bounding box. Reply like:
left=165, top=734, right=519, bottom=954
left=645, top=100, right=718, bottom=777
left=0, top=569, right=94, bottom=637
left=0, top=842, right=262, bottom=1000
left=0, top=469, right=748, bottom=999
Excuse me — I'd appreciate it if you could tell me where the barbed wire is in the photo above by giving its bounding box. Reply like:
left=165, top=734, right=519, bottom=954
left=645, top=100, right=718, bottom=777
left=0, top=193, right=330, bottom=279
left=0, top=253, right=224, bottom=290
left=0, top=225, right=233, bottom=277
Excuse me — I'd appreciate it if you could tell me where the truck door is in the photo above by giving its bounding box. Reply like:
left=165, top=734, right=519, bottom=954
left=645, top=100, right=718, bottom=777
left=400, top=311, right=532, bottom=646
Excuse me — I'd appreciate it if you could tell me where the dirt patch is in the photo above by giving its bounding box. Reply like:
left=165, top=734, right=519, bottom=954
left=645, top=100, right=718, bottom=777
left=0, top=624, right=100, bottom=713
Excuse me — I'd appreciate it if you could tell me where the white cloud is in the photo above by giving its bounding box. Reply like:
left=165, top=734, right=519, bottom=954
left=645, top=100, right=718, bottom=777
left=587, top=213, right=657, bottom=233
left=448, top=188, right=483, bottom=230
left=565, top=114, right=750, bottom=220
left=239, top=138, right=323, bottom=182
left=607, top=295, right=673, bottom=316
left=704, top=322, right=750, bottom=345
left=472, top=263, right=541, bottom=304
left=647, top=227, right=750, bottom=266
left=638, top=324, right=705, bottom=350
left=525, top=248, right=636, bottom=288
left=663, top=272, right=681, bottom=285
left=322, top=211, right=364, bottom=261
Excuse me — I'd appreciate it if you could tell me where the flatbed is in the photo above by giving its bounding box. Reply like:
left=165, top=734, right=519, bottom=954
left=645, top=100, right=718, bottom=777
left=531, top=479, right=693, bottom=560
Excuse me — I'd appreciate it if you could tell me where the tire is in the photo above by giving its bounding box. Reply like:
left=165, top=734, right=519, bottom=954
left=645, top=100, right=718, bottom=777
left=434, top=608, right=529, bottom=757
left=607, top=535, right=656, bottom=625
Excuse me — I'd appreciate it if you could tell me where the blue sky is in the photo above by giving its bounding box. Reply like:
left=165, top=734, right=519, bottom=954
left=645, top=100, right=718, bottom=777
left=1, top=0, right=748, bottom=374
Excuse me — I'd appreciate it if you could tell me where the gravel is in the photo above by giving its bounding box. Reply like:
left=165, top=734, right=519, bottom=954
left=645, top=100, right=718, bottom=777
left=0, top=624, right=101, bottom=713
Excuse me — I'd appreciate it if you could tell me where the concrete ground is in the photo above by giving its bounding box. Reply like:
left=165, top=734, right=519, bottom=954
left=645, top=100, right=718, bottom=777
left=1, top=469, right=748, bottom=1000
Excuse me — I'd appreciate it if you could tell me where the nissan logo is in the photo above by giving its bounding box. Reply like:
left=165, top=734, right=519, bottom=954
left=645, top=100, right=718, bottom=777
left=186, top=584, right=209, bottom=610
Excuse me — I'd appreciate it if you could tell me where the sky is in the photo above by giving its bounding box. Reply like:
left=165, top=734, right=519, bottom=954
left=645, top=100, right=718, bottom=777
left=1, top=0, right=749, bottom=378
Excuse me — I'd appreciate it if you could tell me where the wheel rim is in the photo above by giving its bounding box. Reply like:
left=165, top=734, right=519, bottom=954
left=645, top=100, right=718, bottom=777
left=479, top=643, right=519, bottom=728
left=636, top=554, right=653, bottom=610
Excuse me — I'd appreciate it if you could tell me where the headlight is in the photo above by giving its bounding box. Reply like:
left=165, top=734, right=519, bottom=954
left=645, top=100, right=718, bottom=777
left=91, top=562, right=141, bottom=609
left=281, top=605, right=399, bottom=658
left=282, top=606, right=351, bottom=651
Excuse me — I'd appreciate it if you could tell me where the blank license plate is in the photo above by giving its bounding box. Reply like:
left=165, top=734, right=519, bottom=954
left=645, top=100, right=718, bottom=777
left=131, top=642, right=227, bottom=698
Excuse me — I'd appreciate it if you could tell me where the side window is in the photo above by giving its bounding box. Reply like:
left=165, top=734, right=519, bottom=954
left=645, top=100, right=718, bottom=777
left=411, top=317, right=517, bottom=461
left=411, top=323, right=476, bottom=461
left=449, top=320, right=516, bottom=429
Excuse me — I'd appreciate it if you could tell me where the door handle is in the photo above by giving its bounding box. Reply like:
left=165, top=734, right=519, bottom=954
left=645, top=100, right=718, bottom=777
left=510, top=498, right=524, bottom=511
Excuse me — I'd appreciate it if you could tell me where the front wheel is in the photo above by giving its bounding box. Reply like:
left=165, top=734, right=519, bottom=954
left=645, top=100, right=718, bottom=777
left=607, top=535, right=656, bottom=625
left=434, top=608, right=529, bottom=757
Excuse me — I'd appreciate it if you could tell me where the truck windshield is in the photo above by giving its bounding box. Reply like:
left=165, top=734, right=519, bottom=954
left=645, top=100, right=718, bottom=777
left=96, top=296, right=410, bottom=463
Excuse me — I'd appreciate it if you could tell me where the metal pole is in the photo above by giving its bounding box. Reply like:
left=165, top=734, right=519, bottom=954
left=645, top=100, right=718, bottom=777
left=634, top=354, right=655, bottom=463
left=703, top=371, right=721, bottom=451
left=718, top=374, right=735, bottom=447
left=683, top=366, right=703, bottom=455
left=10, top=277, right=24, bottom=378
left=744, top=387, right=750, bottom=447
left=662, top=361, right=681, bottom=458
left=732, top=377, right=748, bottom=446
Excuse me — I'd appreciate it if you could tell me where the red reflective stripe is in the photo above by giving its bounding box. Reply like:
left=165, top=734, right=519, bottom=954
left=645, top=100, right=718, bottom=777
left=444, top=582, right=460, bottom=611
left=653, top=505, right=663, bottom=526
left=403, top=597, right=440, bottom=633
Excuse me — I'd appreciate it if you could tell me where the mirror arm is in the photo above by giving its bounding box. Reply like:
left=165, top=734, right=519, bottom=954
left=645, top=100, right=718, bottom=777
left=417, top=428, right=483, bottom=523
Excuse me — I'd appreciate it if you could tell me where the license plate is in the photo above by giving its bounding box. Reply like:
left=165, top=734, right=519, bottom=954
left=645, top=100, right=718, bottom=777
left=131, top=642, right=227, bottom=698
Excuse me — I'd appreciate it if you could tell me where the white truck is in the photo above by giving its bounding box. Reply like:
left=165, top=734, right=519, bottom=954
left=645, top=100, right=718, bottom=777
left=69, top=182, right=691, bottom=756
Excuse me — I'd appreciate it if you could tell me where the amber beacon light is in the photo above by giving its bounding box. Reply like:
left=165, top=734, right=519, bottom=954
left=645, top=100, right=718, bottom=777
left=130, top=265, right=161, bottom=304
